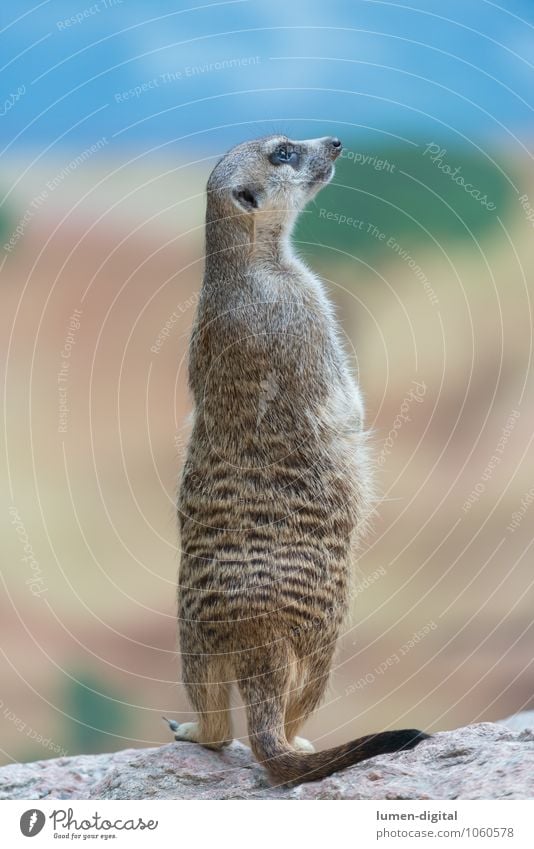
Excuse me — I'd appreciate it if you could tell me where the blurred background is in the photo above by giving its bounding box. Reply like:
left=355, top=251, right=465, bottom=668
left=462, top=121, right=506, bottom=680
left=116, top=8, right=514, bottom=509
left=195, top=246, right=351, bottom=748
left=1, top=0, right=533, bottom=766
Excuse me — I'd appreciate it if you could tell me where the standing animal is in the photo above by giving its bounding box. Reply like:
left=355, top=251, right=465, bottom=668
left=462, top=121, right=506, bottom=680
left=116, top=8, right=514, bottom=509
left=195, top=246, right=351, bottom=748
left=171, top=134, right=428, bottom=784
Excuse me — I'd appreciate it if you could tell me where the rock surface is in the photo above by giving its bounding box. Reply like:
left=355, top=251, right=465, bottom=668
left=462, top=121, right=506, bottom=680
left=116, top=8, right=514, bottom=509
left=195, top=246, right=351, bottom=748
left=0, top=720, right=533, bottom=800
left=498, top=711, right=534, bottom=732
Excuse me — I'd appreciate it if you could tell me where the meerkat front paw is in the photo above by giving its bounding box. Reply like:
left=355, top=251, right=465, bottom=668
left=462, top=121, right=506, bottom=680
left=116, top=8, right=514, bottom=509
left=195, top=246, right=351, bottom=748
left=293, top=736, right=316, bottom=753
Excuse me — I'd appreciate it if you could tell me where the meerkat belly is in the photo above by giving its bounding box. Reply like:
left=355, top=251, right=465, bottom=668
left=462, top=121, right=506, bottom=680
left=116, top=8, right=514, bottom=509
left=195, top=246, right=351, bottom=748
left=181, top=291, right=368, bottom=645
left=178, top=432, right=363, bottom=642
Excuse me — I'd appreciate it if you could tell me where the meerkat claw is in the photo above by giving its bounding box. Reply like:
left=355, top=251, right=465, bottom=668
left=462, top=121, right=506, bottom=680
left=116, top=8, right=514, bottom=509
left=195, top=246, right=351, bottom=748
left=162, top=716, right=180, bottom=733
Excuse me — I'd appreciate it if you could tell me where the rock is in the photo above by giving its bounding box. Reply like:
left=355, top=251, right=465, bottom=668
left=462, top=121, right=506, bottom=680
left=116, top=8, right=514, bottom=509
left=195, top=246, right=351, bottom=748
left=498, top=711, right=534, bottom=732
left=292, top=724, right=534, bottom=800
left=90, top=740, right=286, bottom=800
left=0, top=749, right=139, bottom=800
left=0, top=721, right=533, bottom=800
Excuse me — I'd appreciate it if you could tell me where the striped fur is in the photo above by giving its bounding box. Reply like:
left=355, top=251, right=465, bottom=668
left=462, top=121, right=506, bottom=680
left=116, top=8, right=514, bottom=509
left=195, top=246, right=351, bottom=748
left=176, top=135, right=428, bottom=783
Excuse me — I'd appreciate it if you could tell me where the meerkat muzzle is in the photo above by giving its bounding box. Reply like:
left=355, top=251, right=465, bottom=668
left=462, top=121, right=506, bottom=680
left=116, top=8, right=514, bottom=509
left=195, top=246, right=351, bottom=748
left=328, top=137, right=343, bottom=159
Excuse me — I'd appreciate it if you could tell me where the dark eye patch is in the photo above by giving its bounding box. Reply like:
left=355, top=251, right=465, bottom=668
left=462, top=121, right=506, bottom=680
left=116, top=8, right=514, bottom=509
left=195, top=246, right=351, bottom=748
left=269, top=146, right=300, bottom=169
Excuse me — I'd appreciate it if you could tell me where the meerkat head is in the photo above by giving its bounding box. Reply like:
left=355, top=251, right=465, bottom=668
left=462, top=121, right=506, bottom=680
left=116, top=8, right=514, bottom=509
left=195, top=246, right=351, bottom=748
left=206, top=135, right=342, bottom=241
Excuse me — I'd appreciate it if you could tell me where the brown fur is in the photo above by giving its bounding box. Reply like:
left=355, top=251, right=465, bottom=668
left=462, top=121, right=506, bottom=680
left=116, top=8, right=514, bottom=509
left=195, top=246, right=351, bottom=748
left=175, top=135, right=428, bottom=784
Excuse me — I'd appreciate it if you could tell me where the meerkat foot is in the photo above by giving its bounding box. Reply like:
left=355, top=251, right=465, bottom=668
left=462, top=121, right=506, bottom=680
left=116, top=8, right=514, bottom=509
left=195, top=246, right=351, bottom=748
left=293, top=736, right=316, bottom=753
left=172, top=721, right=202, bottom=743
left=166, top=718, right=231, bottom=750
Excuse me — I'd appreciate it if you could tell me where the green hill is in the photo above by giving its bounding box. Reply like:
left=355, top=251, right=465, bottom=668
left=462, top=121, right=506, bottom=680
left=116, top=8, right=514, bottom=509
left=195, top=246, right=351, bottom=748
left=295, top=142, right=516, bottom=266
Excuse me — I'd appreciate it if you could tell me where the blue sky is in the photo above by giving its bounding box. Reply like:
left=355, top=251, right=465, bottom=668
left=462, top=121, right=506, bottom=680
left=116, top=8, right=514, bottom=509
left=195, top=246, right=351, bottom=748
left=1, top=0, right=533, bottom=155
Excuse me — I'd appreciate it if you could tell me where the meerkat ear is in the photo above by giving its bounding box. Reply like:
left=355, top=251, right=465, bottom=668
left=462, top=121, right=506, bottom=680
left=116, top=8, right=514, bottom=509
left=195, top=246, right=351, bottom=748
left=232, top=185, right=260, bottom=212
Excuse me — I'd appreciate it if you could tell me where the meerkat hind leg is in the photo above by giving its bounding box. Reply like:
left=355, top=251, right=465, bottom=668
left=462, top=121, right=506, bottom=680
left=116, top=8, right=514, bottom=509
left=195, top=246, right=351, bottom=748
left=178, top=677, right=233, bottom=750
left=284, top=665, right=331, bottom=752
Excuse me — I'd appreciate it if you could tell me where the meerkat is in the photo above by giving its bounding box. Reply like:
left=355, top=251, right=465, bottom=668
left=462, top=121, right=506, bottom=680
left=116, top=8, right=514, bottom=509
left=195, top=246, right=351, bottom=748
left=170, top=135, right=429, bottom=784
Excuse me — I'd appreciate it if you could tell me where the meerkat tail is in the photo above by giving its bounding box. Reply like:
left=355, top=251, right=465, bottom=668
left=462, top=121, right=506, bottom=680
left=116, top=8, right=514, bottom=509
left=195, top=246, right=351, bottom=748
left=252, top=724, right=430, bottom=786
left=239, top=658, right=430, bottom=786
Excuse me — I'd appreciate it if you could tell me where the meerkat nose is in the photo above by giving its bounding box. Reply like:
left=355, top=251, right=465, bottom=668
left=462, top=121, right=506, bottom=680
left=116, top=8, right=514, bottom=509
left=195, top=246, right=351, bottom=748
left=328, top=137, right=342, bottom=159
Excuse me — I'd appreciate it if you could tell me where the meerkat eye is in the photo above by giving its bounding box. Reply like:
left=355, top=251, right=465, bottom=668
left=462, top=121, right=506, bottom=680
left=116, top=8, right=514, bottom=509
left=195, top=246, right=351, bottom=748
left=269, top=146, right=299, bottom=167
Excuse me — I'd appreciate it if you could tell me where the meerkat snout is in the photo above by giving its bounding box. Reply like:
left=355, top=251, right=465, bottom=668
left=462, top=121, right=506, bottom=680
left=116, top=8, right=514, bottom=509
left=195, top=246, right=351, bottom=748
left=326, top=136, right=343, bottom=157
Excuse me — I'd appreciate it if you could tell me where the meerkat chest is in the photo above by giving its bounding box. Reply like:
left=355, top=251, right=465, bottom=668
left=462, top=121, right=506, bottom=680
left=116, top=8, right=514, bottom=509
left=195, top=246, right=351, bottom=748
left=218, top=268, right=332, bottom=358
left=193, top=265, right=361, bottom=438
